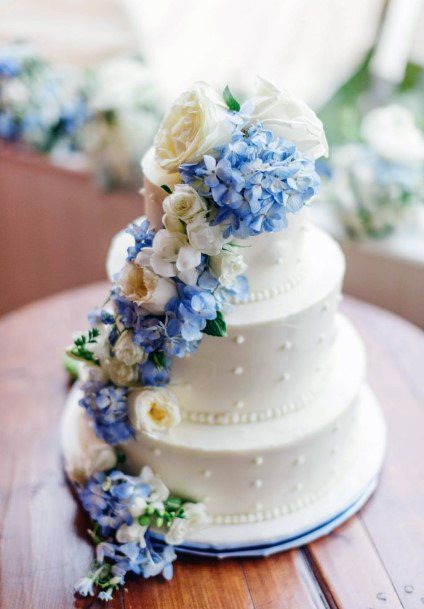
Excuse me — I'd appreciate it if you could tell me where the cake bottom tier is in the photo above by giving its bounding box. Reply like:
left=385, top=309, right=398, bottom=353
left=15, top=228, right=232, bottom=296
left=62, top=316, right=386, bottom=542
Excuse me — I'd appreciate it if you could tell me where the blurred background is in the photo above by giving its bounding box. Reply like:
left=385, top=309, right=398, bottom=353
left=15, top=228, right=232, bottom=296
left=0, top=0, right=423, bottom=324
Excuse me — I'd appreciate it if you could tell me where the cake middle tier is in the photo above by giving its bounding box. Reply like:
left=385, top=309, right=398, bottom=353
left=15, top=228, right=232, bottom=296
left=169, top=225, right=345, bottom=422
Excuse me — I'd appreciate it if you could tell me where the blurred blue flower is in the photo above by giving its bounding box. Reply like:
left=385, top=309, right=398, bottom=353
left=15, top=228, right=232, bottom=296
left=79, top=381, right=134, bottom=445
left=139, top=357, right=171, bottom=386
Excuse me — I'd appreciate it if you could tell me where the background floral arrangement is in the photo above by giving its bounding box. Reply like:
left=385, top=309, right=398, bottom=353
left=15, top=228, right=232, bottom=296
left=65, top=77, right=327, bottom=599
left=319, top=104, right=424, bottom=239
left=0, top=41, right=162, bottom=189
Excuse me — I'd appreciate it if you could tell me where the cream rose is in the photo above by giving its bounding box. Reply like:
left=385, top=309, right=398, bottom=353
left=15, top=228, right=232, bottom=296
left=154, top=82, right=232, bottom=171
left=113, top=332, right=147, bottom=366
left=106, top=358, right=139, bottom=387
left=186, top=213, right=227, bottom=256
left=118, top=261, right=176, bottom=313
left=210, top=250, right=247, bottom=288
left=245, top=77, right=328, bottom=160
left=130, top=387, right=181, bottom=434
left=163, top=184, right=207, bottom=222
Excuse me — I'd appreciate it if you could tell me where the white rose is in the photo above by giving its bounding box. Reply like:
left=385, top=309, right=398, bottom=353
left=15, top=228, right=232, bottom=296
left=130, top=387, right=181, bottom=434
left=118, top=261, right=176, bottom=313
left=106, top=358, right=138, bottom=387
left=113, top=332, right=147, bottom=366
left=154, top=81, right=232, bottom=171
left=186, top=213, right=227, bottom=256
left=210, top=250, right=247, bottom=288
left=162, top=213, right=185, bottom=234
left=163, top=184, right=207, bottom=222
left=116, top=522, right=147, bottom=545
left=79, top=362, right=109, bottom=384
left=361, top=104, right=424, bottom=164
left=245, top=76, right=328, bottom=160
left=164, top=502, right=209, bottom=545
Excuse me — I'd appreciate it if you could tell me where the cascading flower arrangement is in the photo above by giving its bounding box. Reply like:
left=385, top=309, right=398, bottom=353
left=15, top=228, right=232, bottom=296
left=320, top=104, right=424, bottom=239
left=65, top=77, right=327, bottom=600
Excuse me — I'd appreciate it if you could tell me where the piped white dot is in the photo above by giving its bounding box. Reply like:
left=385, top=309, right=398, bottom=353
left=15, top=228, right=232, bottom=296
left=321, top=301, right=330, bottom=312
left=253, top=479, right=263, bottom=489
left=318, top=333, right=326, bottom=344
left=254, top=456, right=264, bottom=466
left=233, top=335, right=245, bottom=345
left=280, top=372, right=291, bottom=382
left=202, top=469, right=212, bottom=478
left=276, top=256, right=285, bottom=265
left=255, top=502, right=264, bottom=511
left=153, top=448, right=162, bottom=456
left=293, top=482, right=304, bottom=492
left=234, top=400, right=245, bottom=410
left=280, top=340, right=292, bottom=351
left=233, top=366, right=244, bottom=375
left=293, top=455, right=306, bottom=467
left=331, top=445, right=339, bottom=456
left=332, top=422, right=341, bottom=433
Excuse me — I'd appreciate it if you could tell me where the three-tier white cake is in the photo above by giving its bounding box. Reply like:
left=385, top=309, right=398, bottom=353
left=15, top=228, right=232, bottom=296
left=63, top=80, right=386, bottom=566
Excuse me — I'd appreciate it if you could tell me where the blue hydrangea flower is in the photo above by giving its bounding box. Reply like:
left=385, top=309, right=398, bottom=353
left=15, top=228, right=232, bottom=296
left=126, top=219, right=156, bottom=261
left=139, top=357, right=171, bottom=386
left=88, top=308, right=115, bottom=326
left=78, top=470, right=151, bottom=537
left=180, top=123, right=320, bottom=238
left=96, top=538, right=176, bottom=579
left=79, top=381, right=134, bottom=445
left=165, top=282, right=218, bottom=342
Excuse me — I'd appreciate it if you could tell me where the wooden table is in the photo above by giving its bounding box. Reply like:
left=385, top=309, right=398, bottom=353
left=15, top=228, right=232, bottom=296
left=0, top=284, right=423, bottom=609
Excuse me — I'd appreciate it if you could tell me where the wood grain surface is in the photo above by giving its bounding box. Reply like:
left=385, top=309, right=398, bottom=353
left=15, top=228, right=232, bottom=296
left=0, top=284, right=423, bottom=609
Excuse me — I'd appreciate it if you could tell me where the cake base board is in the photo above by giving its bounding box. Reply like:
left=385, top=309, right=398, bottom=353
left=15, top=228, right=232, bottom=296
left=62, top=384, right=385, bottom=554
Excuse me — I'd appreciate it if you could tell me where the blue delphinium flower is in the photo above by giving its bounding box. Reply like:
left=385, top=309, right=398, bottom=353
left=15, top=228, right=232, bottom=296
left=78, top=470, right=151, bottom=537
left=88, top=308, right=115, bottom=326
left=126, top=219, right=156, bottom=261
left=79, top=381, right=134, bottom=445
left=180, top=123, right=320, bottom=238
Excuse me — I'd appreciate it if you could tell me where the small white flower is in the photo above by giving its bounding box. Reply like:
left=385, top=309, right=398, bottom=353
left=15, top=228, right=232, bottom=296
left=140, top=465, right=170, bottom=503
left=74, top=576, right=94, bottom=597
left=128, top=496, right=148, bottom=518
left=113, top=332, right=147, bottom=366
left=164, top=502, right=209, bottom=545
left=163, top=184, right=207, bottom=222
left=361, top=104, right=424, bottom=164
left=154, top=81, right=232, bottom=171
left=130, top=387, right=181, bottom=434
left=116, top=522, right=147, bottom=545
left=118, top=261, right=177, bottom=313
left=106, top=358, right=138, bottom=387
left=245, top=76, right=328, bottom=160
left=138, top=229, right=188, bottom=278
left=186, top=213, right=227, bottom=256
left=210, top=250, right=247, bottom=288
left=175, top=245, right=201, bottom=286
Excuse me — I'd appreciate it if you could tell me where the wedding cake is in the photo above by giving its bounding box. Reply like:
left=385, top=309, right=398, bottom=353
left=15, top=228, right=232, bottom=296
left=62, top=78, right=386, bottom=601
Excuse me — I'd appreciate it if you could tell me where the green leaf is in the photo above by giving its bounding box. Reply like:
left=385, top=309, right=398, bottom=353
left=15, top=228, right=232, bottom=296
left=223, top=85, right=240, bottom=112
left=63, top=354, right=79, bottom=381
left=161, top=184, right=172, bottom=194
left=202, top=310, right=227, bottom=337
left=150, top=350, right=167, bottom=369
